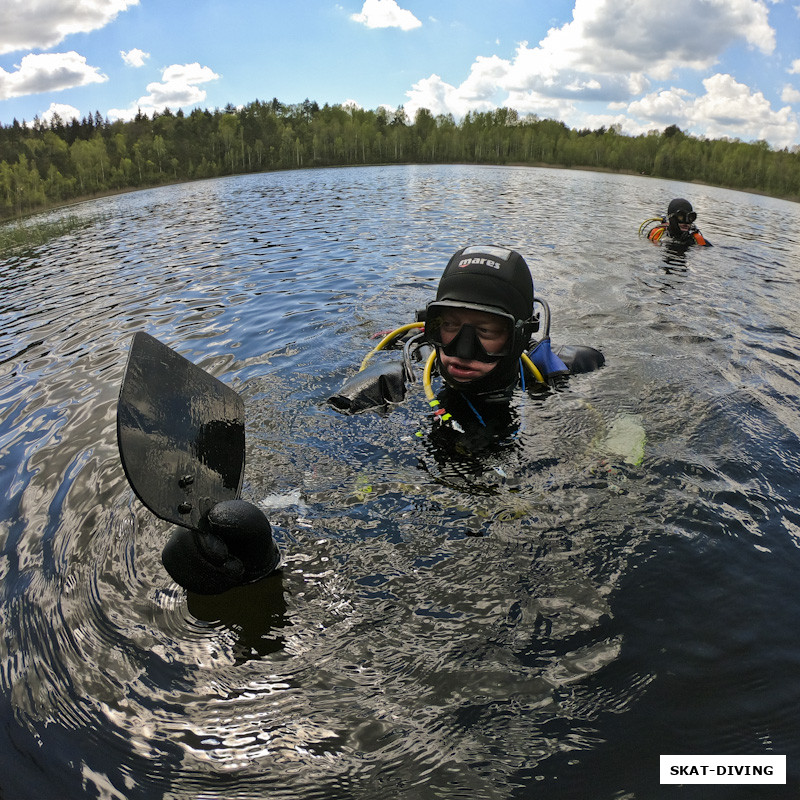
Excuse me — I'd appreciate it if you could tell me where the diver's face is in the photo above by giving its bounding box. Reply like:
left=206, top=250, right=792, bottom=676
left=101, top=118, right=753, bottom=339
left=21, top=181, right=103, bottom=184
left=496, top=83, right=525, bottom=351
left=671, top=209, right=696, bottom=234
left=437, top=309, right=510, bottom=383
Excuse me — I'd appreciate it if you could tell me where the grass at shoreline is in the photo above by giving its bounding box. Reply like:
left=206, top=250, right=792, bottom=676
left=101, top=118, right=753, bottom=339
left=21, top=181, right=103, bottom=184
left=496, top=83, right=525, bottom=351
left=0, top=214, right=96, bottom=257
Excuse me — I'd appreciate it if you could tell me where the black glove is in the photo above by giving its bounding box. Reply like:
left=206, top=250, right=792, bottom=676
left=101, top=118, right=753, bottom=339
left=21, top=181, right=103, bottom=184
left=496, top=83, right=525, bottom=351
left=554, top=344, right=605, bottom=375
left=328, top=359, right=407, bottom=413
left=162, top=499, right=280, bottom=595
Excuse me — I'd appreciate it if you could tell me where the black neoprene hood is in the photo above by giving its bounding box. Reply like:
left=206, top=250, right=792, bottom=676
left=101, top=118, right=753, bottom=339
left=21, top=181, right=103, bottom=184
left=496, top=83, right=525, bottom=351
left=666, top=198, right=696, bottom=239
left=667, top=198, right=693, bottom=218
left=434, top=245, right=534, bottom=322
left=428, top=245, right=536, bottom=396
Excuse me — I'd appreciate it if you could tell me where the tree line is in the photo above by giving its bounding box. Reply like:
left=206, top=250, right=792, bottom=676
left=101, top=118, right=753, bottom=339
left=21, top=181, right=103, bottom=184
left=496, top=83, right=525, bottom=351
left=1, top=97, right=799, bottom=219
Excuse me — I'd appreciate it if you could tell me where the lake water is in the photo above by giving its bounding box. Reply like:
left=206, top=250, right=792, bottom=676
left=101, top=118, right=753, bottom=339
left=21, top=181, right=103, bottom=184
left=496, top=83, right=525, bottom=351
left=2, top=164, right=799, bottom=799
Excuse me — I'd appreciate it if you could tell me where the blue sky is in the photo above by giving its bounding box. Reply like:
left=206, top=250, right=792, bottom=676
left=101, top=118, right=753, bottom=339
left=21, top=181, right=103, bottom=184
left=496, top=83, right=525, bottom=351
left=2, top=0, right=800, bottom=149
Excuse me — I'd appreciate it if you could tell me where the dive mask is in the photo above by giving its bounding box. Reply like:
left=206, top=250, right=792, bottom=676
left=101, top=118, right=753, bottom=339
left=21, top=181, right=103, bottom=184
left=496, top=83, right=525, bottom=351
left=424, top=301, right=529, bottom=363
left=672, top=210, right=697, bottom=224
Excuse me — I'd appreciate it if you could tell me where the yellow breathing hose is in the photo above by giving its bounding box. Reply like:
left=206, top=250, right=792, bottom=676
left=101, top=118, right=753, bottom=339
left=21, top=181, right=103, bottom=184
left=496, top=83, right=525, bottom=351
left=421, top=350, right=454, bottom=424
left=520, top=353, right=546, bottom=385
left=638, top=217, right=664, bottom=237
left=359, top=322, right=425, bottom=372
left=422, top=350, right=437, bottom=400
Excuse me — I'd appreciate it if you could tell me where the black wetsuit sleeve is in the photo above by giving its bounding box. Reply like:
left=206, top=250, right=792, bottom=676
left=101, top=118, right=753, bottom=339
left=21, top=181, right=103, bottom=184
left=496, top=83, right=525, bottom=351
left=328, top=360, right=408, bottom=413
left=554, top=344, right=605, bottom=374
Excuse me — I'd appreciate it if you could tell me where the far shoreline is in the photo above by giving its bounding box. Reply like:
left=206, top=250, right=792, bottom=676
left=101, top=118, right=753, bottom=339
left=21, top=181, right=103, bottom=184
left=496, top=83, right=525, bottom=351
left=3, top=160, right=797, bottom=226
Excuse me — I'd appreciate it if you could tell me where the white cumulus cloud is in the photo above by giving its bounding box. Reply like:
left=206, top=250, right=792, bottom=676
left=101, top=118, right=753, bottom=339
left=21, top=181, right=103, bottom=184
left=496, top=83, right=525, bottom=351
left=692, top=73, right=797, bottom=144
left=629, top=73, right=799, bottom=147
left=1, top=0, right=139, bottom=56
left=628, top=88, right=694, bottom=128
left=107, top=63, right=220, bottom=121
left=0, top=52, right=107, bottom=101
left=351, top=0, right=421, bottom=31
left=781, top=84, right=800, bottom=103
left=40, top=102, right=81, bottom=124
left=121, top=48, right=149, bottom=68
left=537, top=0, right=774, bottom=80
left=405, top=74, right=494, bottom=119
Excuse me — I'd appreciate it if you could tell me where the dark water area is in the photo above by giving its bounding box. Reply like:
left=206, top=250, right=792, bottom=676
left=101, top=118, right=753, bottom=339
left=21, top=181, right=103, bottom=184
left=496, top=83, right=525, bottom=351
left=1, top=164, right=800, bottom=799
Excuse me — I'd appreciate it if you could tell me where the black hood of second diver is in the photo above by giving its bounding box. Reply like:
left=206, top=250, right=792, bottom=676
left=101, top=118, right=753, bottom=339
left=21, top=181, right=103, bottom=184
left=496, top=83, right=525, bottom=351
left=666, top=198, right=695, bottom=241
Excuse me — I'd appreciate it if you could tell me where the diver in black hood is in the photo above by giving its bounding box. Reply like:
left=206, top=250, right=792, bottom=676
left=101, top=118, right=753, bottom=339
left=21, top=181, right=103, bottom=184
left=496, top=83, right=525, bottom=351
left=329, top=245, right=604, bottom=437
left=640, top=198, right=711, bottom=246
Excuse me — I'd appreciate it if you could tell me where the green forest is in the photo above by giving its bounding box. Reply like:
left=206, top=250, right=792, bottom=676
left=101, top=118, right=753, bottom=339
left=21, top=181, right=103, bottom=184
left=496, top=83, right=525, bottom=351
left=2, top=97, right=799, bottom=220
